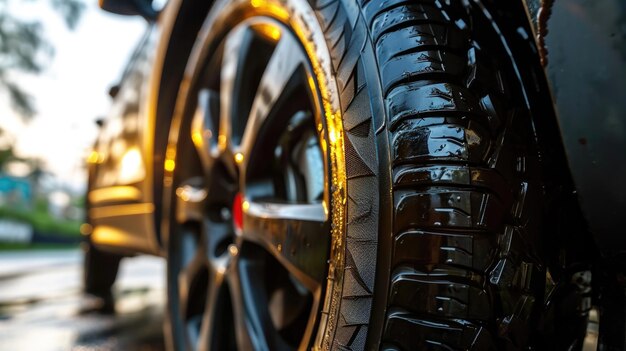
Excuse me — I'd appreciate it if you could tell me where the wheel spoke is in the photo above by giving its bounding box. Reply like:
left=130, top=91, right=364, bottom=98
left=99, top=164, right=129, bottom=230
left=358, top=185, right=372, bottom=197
left=175, top=179, right=208, bottom=224
left=174, top=178, right=234, bottom=259
left=177, top=229, right=206, bottom=320
left=219, top=26, right=253, bottom=150
left=242, top=201, right=328, bottom=290
left=227, top=256, right=288, bottom=351
left=218, top=26, right=257, bottom=179
left=191, top=88, right=220, bottom=175
left=197, top=268, right=226, bottom=350
left=239, top=32, right=308, bottom=162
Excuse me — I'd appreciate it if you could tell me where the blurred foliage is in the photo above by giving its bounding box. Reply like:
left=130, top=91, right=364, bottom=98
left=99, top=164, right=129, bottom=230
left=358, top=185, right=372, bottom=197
left=0, top=127, right=45, bottom=179
left=0, top=242, right=77, bottom=250
left=0, top=0, right=85, bottom=119
left=0, top=198, right=81, bottom=237
left=0, top=127, right=17, bottom=170
left=0, top=147, right=16, bottom=170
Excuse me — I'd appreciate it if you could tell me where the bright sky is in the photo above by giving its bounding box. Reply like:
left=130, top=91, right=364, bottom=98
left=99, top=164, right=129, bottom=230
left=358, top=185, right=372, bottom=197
left=1, top=0, right=146, bottom=191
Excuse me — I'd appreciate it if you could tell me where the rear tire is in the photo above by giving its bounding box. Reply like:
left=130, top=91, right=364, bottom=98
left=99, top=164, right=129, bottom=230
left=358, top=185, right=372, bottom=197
left=82, top=238, right=122, bottom=313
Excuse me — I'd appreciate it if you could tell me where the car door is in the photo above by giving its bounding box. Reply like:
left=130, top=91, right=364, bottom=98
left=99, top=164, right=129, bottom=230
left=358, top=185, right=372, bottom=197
left=87, top=25, right=160, bottom=254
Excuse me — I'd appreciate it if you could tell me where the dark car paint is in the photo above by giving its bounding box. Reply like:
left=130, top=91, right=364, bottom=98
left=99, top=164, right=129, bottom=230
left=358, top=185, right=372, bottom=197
left=522, top=0, right=626, bottom=257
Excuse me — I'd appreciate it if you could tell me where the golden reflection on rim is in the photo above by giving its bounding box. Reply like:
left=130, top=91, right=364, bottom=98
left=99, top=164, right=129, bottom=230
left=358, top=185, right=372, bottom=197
left=242, top=1, right=347, bottom=349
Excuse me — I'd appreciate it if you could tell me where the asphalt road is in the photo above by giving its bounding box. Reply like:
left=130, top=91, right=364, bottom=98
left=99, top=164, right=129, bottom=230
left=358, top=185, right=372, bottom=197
left=0, top=249, right=601, bottom=351
left=0, top=249, right=166, bottom=351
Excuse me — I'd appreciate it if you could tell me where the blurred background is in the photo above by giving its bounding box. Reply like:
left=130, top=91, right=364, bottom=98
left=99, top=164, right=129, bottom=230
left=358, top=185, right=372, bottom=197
left=0, top=0, right=144, bottom=249
left=0, top=1, right=166, bottom=350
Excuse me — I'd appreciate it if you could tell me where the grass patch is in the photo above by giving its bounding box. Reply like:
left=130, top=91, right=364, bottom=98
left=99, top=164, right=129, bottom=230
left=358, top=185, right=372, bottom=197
left=0, top=200, right=81, bottom=237
left=0, top=242, right=79, bottom=251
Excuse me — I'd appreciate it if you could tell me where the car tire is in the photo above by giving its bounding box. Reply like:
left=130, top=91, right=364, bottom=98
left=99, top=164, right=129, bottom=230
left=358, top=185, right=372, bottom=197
left=163, top=0, right=554, bottom=349
left=81, top=238, right=122, bottom=313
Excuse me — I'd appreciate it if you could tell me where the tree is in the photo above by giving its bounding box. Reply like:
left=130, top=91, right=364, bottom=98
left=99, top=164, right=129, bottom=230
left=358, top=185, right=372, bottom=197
left=0, top=127, right=16, bottom=170
left=0, top=0, right=85, bottom=119
left=0, top=127, right=46, bottom=182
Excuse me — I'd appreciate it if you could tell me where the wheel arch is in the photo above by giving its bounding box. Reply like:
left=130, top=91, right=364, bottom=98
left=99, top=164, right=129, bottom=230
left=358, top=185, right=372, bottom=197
left=520, top=0, right=626, bottom=259
left=483, top=0, right=597, bottom=263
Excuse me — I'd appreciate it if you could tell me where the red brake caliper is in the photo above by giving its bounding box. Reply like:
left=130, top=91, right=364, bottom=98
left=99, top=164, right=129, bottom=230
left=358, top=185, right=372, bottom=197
left=232, top=192, right=243, bottom=231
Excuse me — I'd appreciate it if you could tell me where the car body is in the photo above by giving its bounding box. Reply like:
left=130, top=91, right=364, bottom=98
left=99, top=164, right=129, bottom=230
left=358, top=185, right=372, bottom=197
left=83, top=0, right=626, bottom=349
left=87, top=0, right=626, bottom=261
left=88, top=25, right=160, bottom=254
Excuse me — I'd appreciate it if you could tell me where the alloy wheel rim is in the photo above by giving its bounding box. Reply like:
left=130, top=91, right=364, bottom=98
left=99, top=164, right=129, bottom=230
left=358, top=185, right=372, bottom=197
left=171, top=17, right=332, bottom=351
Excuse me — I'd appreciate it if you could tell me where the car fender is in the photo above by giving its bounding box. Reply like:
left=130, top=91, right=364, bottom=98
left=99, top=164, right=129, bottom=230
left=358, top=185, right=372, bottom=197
left=521, top=0, right=626, bottom=257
